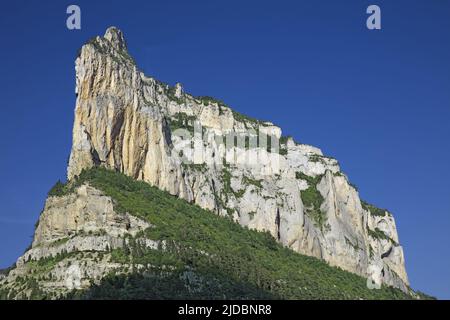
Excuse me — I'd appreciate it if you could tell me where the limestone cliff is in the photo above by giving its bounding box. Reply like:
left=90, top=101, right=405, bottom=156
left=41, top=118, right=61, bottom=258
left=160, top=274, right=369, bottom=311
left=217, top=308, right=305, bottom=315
left=0, top=27, right=411, bottom=298
left=66, top=27, right=408, bottom=290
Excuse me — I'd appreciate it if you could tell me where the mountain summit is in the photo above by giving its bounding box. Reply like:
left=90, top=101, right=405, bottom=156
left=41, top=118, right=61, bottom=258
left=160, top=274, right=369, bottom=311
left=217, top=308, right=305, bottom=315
left=0, top=27, right=419, bottom=299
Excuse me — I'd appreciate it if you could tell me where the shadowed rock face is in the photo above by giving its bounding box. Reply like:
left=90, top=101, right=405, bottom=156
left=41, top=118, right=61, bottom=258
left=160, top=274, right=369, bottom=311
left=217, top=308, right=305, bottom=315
left=66, top=27, right=405, bottom=290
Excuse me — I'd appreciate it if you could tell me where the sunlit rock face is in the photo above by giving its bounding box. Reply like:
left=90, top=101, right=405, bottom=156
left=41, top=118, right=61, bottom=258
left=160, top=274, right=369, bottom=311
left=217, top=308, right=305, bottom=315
left=0, top=184, right=158, bottom=297
left=66, top=27, right=408, bottom=290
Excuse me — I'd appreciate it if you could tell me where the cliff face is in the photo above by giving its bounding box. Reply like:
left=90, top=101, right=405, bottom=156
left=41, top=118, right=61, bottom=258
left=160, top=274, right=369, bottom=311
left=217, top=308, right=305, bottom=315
left=0, top=27, right=411, bottom=298
left=65, top=27, right=408, bottom=290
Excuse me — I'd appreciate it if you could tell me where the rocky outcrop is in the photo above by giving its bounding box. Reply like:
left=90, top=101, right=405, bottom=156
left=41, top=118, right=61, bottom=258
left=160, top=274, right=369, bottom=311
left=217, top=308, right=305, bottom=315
left=64, top=27, right=409, bottom=290
left=0, top=184, right=157, bottom=298
left=33, top=185, right=149, bottom=246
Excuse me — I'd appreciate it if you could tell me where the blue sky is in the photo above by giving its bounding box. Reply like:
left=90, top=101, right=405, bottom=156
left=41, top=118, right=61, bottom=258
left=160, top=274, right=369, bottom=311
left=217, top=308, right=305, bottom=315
left=0, top=0, right=449, bottom=299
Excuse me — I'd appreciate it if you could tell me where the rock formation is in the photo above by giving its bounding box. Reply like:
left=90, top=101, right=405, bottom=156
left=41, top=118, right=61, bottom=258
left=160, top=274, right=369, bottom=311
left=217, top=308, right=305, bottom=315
left=67, top=27, right=408, bottom=289
left=0, top=27, right=410, bottom=298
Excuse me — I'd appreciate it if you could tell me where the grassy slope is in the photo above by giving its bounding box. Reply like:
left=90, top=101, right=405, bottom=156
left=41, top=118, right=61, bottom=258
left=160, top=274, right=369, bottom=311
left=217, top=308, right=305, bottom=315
left=46, top=167, right=424, bottom=300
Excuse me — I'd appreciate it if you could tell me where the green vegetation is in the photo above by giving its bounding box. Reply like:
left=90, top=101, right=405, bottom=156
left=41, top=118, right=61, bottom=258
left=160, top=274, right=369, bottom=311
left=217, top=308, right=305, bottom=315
left=6, top=278, right=46, bottom=300
left=415, top=291, right=436, bottom=300
left=167, top=112, right=197, bottom=133
left=48, top=178, right=84, bottom=198
left=231, top=110, right=270, bottom=128
left=367, top=227, right=388, bottom=240
left=308, top=154, right=323, bottom=163
left=308, top=154, right=337, bottom=165
left=233, top=189, right=246, bottom=199
left=369, top=245, right=374, bottom=258
left=50, top=168, right=418, bottom=299
left=295, top=172, right=322, bottom=185
left=48, top=180, right=69, bottom=197
left=301, top=186, right=326, bottom=229
left=182, top=163, right=208, bottom=173
left=196, top=96, right=229, bottom=108
left=295, top=172, right=327, bottom=229
left=0, top=251, right=83, bottom=300
left=279, top=148, right=288, bottom=156
left=26, top=251, right=74, bottom=274
left=69, top=269, right=276, bottom=300
left=2, top=168, right=429, bottom=300
left=221, top=168, right=245, bottom=200
left=362, top=201, right=390, bottom=217
left=221, top=168, right=233, bottom=201
left=367, top=227, right=396, bottom=244
left=278, top=136, right=290, bottom=156
left=248, top=211, right=257, bottom=220
left=280, top=136, right=290, bottom=145
left=242, top=176, right=263, bottom=189
left=166, top=87, right=185, bottom=104
left=345, top=237, right=361, bottom=251
left=51, top=237, right=71, bottom=247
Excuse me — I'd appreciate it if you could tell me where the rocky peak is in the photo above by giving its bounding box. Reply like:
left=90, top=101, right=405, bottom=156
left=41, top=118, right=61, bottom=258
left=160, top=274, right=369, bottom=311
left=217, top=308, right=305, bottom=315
left=174, top=83, right=184, bottom=98
left=104, top=26, right=127, bottom=51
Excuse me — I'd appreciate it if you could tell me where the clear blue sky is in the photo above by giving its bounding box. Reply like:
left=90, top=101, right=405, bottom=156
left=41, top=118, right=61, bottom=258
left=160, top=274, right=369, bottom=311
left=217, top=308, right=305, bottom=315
left=0, top=0, right=449, bottom=299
